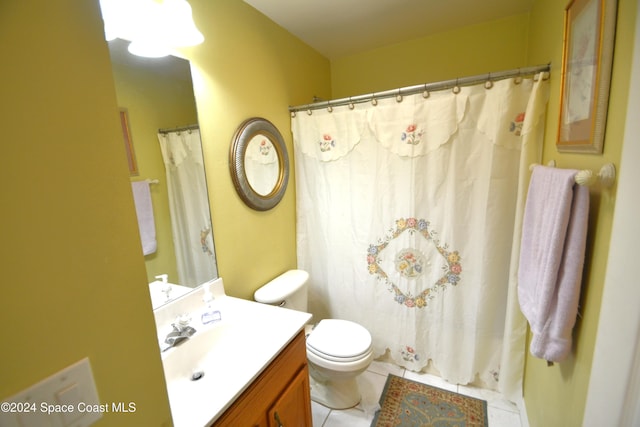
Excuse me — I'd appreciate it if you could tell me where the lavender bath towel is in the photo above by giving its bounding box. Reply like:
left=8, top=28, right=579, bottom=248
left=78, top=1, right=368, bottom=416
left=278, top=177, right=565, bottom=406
left=518, top=166, right=589, bottom=362
left=131, top=181, right=157, bottom=256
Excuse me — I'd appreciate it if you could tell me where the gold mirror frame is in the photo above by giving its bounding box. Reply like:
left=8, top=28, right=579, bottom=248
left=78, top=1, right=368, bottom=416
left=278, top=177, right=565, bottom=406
left=229, top=117, right=289, bottom=211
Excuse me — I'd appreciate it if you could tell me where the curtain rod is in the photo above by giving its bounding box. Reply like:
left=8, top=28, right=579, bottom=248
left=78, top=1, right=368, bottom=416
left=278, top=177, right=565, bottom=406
left=289, top=63, right=551, bottom=113
left=158, top=124, right=199, bottom=134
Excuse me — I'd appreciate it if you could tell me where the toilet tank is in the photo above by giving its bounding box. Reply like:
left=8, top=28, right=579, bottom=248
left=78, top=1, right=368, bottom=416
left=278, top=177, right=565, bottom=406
left=254, top=270, right=309, bottom=312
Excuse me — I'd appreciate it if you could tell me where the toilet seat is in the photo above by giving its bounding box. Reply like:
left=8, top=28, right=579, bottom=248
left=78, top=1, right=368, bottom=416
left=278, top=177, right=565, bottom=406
left=306, top=319, right=372, bottom=362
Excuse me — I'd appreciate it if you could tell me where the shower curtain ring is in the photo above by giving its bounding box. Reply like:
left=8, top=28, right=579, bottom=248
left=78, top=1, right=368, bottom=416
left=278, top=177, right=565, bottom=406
left=348, top=97, right=355, bottom=110
left=484, top=73, right=493, bottom=89
left=306, top=109, right=312, bottom=115
left=396, top=89, right=403, bottom=103
left=326, top=101, right=333, bottom=113
left=371, top=93, right=378, bottom=106
left=422, top=84, right=430, bottom=99
left=452, top=79, right=461, bottom=94
left=514, top=68, right=523, bottom=85
left=291, top=111, right=296, bottom=118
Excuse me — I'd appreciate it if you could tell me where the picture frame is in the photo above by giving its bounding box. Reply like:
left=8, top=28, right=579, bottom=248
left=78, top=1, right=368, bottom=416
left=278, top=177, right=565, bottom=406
left=119, top=108, right=139, bottom=176
left=557, top=0, right=618, bottom=154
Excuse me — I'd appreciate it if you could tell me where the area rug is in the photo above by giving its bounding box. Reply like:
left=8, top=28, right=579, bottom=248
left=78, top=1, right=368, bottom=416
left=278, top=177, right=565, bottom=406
left=371, top=374, right=488, bottom=427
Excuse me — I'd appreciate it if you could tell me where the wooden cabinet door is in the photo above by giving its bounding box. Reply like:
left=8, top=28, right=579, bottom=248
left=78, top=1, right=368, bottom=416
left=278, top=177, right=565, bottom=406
left=267, top=365, right=312, bottom=427
left=212, top=332, right=309, bottom=427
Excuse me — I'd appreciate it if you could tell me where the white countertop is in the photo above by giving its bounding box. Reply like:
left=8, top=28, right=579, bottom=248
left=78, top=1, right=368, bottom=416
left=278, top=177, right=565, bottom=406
left=161, top=295, right=311, bottom=427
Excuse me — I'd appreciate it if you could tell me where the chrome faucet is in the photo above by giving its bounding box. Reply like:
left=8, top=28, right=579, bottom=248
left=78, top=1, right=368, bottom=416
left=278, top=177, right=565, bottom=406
left=162, top=315, right=196, bottom=351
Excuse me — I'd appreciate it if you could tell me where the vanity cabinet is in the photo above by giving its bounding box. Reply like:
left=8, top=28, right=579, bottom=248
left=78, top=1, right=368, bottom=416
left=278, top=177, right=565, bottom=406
left=212, top=331, right=312, bottom=427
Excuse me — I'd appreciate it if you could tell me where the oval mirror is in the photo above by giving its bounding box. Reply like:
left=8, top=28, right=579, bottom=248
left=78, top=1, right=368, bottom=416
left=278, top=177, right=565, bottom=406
left=230, top=117, right=289, bottom=211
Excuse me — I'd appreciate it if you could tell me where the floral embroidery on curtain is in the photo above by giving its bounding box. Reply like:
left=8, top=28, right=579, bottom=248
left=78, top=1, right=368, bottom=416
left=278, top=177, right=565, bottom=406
left=292, top=107, right=366, bottom=161
left=510, top=113, right=526, bottom=136
left=401, top=124, right=424, bottom=145
left=367, top=217, right=462, bottom=308
left=368, top=91, right=467, bottom=157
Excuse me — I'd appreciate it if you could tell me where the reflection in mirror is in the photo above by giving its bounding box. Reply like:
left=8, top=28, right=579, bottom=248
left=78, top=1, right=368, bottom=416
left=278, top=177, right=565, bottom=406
left=244, top=135, right=280, bottom=196
left=107, top=39, right=218, bottom=309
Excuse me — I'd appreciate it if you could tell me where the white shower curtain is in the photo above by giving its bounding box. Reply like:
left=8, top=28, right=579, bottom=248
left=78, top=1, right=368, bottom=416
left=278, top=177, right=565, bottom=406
left=292, top=75, right=549, bottom=398
left=158, top=129, right=216, bottom=287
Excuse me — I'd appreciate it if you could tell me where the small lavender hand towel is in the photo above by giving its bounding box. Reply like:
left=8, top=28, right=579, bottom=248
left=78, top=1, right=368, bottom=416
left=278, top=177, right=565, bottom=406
left=518, top=166, right=589, bottom=362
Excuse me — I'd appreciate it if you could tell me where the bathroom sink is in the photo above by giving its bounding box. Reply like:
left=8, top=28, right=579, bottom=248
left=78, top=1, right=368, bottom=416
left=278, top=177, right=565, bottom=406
left=161, top=321, right=233, bottom=384
left=157, top=294, right=312, bottom=426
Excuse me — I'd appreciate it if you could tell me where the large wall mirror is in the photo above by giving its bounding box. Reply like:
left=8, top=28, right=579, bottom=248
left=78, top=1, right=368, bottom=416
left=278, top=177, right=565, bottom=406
left=108, top=39, right=218, bottom=309
left=230, top=118, right=289, bottom=211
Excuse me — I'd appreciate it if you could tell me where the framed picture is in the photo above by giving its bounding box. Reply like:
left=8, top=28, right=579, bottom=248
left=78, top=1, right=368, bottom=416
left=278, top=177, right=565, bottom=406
left=119, top=108, right=139, bottom=176
left=557, top=0, right=618, bottom=153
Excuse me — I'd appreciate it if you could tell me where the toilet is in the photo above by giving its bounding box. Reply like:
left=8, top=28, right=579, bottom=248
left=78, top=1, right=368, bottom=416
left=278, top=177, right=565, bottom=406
left=254, top=270, right=373, bottom=409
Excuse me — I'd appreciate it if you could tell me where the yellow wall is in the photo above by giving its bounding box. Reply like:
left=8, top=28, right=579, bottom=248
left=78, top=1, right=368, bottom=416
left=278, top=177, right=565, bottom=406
left=0, top=1, right=172, bottom=426
left=111, top=50, right=198, bottom=284
left=330, top=13, right=530, bottom=98
left=179, top=0, right=331, bottom=300
left=0, top=0, right=329, bottom=425
left=523, top=0, right=637, bottom=425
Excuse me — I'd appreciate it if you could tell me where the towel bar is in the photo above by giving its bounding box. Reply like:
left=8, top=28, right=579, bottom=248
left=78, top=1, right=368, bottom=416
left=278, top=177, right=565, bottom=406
left=529, top=162, right=616, bottom=188
left=575, top=164, right=616, bottom=187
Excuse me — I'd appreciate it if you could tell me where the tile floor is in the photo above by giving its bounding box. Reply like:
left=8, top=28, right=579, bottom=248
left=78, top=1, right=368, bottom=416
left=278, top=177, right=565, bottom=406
left=311, top=360, right=525, bottom=427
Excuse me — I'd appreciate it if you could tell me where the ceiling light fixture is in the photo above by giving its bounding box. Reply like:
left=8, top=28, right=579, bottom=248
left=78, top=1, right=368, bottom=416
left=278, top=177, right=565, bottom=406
left=99, top=0, right=204, bottom=58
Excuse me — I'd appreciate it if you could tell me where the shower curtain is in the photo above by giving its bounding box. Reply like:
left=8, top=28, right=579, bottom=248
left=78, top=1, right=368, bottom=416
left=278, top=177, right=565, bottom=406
left=158, top=129, right=216, bottom=287
left=292, top=75, right=549, bottom=398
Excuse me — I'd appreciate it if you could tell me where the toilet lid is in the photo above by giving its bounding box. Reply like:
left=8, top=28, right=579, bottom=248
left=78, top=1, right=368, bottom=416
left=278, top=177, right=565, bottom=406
left=306, top=319, right=372, bottom=360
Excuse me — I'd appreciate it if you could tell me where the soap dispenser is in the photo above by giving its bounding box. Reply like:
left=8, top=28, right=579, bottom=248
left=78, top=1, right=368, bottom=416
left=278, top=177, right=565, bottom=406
left=201, top=284, right=221, bottom=325
left=156, top=274, right=172, bottom=301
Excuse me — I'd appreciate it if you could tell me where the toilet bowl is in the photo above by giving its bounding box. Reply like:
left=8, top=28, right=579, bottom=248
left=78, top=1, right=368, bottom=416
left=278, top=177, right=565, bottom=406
left=305, top=319, right=373, bottom=409
left=254, top=270, right=373, bottom=409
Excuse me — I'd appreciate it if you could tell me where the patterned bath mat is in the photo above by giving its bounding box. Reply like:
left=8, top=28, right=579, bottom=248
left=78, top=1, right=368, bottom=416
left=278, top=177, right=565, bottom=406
left=371, top=374, right=488, bottom=427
